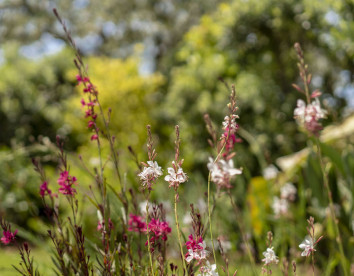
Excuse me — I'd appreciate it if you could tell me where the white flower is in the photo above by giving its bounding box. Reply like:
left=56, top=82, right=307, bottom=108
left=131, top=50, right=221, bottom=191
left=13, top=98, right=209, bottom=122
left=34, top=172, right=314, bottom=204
left=207, top=157, right=242, bottom=188
left=147, top=161, right=163, bottom=176
left=262, top=247, right=279, bottom=265
left=222, top=114, right=239, bottom=131
left=280, top=183, right=297, bottom=201
left=299, top=236, right=315, bottom=257
left=272, top=196, right=289, bottom=216
left=198, top=261, right=219, bottom=276
left=294, top=99, right=327, bottom=124
left=294, top=99, right=307, bottom=124
left=183, top=213, right=193, bottom=225
left=263, top=165, right=279, bottom=180
left=164, top=162, right=188, bottom=189
left=138, top=161, right=163, bottom=188
left=185, top=240, right=209, bottom=263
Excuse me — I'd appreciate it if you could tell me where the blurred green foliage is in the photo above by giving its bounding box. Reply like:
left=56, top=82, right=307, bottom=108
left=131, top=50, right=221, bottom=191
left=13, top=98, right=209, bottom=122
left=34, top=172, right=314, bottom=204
left=0, top=0, right=353, bottom=274
left=160, top=0, right=354, bottom=175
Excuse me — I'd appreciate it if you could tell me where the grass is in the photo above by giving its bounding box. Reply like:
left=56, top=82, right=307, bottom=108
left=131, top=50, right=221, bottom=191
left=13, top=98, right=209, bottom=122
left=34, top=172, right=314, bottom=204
left=0, top=247, right=53, bottom=276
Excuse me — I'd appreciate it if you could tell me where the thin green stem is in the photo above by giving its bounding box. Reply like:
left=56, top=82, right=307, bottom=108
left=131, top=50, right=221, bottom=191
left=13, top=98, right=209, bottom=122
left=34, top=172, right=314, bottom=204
left=302, top=72, right=311, bottom=105
left=315, top=139, right=348, bottom=276
left=145, top=199, right=154, bottom=276
left=207, top=172, right=218, bottom=272
left=174, top=193, right=187, bottom=274
left=207, top=139, right=228, bottom=274
left=228, top=192, right=257, bottom=275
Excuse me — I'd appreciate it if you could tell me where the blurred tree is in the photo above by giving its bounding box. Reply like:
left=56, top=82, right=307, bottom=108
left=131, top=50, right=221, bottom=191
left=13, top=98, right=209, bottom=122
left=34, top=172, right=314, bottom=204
left=64, top=52, right=165, bottom=167
left=0, top=44, right=76, bottom=147
left=159, top=0, right=354, bottom=176
left=0, top=0, right=220, bottom=72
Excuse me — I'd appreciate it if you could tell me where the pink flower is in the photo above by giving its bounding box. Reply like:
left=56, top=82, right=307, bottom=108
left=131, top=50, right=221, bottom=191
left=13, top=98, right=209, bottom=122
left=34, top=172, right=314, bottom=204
left=97, top=221, right=103, bottom=232
left=39, top=181, right=52, bottom=197
left=87, top=121, right=95, bottom=128
left=185, top=234, right=209, bottom=264
left=91, top=134, right=98, bottom=141
left=145, top=218, right=172, bottom=248
left=128, top=214, right=146, bottom=233
left=58, top=171, right=77, bottom=196
left=1, top=229, right=18, bottom=245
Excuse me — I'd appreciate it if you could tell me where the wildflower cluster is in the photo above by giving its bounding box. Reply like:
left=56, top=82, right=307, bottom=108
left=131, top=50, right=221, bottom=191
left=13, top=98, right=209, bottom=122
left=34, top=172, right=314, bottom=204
left=294, top=98, right=327, bottom=135
left=165, top=161, right=188, bottom=190
left=0, top=220, right=18, bottom=245
left=222, top=114, right=241, bottom=157
left=145, top=218, right=171, bottom=247
left=299, top=217, right=323, bottom=257
left=185, top=235, right=209, bottom=264
left=128, top=214, right=146, bottom=233
left=262, top=247, right=279, bottom=265
left=207, top=84, right=242, bottom=191
left=4, top=13, right=348, bottom=275
left=76, top=75, right=100, bottom=141
left=198, top=261, right=219, bottom=276
left=138, top=125, right=163, bottom=190
left=138, top=161, right=163, bottom=190
left=57, top=170, right=78, bottom=196
left=262, top=232, right=279, bottom=275
left=293, top=43, right=327, bottom=136
left=39, top=181, right=53, bottom=198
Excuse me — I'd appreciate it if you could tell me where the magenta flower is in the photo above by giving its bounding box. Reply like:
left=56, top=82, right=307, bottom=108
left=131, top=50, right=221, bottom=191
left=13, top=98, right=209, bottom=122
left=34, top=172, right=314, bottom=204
left=128, top=214, right=146, bottom=233
left=91, top=134, right=98, bottom=141
left=39, top=181, right=52, bottom=197
left=145, top=218, right=171, bottom=248
left=76, top=75, right=89, bottom=85
left=87, top=121, right=95, bottom=128
left=185, top=234, right=209, bottom=264
left=1, top=229, right=18, bottom=245
left=58, top=171, right=77, bottom=196
left=97, top=221, right=103, bottom=232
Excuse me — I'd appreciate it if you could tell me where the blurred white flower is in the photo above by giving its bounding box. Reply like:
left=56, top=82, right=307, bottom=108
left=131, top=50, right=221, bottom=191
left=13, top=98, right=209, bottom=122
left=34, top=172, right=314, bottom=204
left=217, top=236, right=232, bottom=253
left=198, top=261, right=219, bottom=276
left=138, top=161, right=163, bottom=189
left=207, top=157, right=242, bottom=189
left=280, top=182, right=297, bottom=201
left=263, top=165, right=279, bottom=180
left=197, top=198, right=207, bottom=214
left=165, top=162, right=188, bottom=189
left=183, top=212, right=192, bottom=225
left=222, top=114, right=239, bottom=131
left=294, top=99, right=327, bottom=124
left=272, top=196, right=289, bottom=216
left=262, top=247, right=279, bottom=265
left=139, top=200, right=155, bottom=215
left=299, top=236, right=316, bottom=257
left=294, top=98, right=327, bottom=135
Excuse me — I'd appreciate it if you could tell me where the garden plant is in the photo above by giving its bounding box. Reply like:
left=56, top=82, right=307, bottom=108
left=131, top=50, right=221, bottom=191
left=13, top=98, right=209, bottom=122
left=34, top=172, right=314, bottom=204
left=0, top=6, right=353, bottom=276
